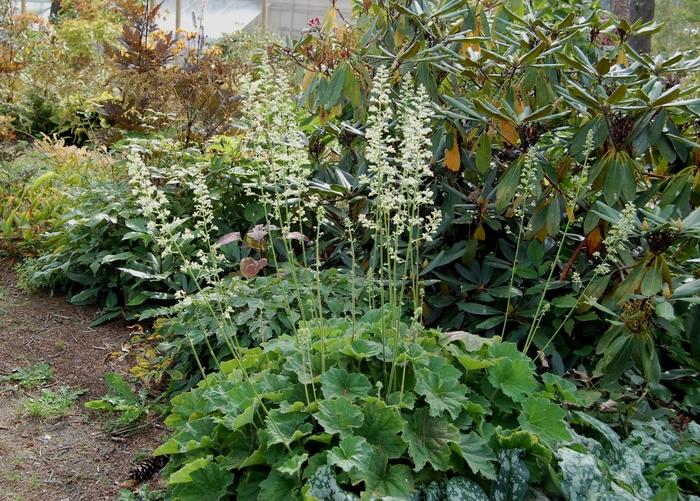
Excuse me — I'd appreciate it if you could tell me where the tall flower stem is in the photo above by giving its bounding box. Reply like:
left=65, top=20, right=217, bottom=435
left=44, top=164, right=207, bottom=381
left=523, top=131, right=595, bottom=353
left=501, top=149, right=538, bottom=339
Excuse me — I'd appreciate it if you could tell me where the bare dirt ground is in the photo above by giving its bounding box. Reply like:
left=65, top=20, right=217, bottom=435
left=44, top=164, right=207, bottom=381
left=0, top=261, right=167, bottom=500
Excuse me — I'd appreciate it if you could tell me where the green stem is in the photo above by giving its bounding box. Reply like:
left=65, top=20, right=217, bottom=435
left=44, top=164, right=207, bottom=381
left=501, top=210, right=526, bottom=339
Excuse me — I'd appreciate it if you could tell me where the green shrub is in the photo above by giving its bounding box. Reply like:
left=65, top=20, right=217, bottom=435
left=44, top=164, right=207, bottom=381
left=30, top=138, right=250, bottom=324
left=0, top=138, right=114, bottom=258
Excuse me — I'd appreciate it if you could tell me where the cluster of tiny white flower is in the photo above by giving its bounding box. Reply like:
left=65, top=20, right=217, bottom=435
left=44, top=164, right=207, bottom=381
left=241, top=53, right=316, bottom=230
left=296, top=326, right=312, bottom=351
left=591, top=202, right=637, bottom=275
left=126, top=150, right=222, bottom=280
left=189, top=164, right=215, bottom=231
left=127, top=152, right=170, bottom=221
left=358, top=68, right=441, bottom=245
left=516, top=148, right=539, bottom=203
left=571, top=271, right=582, bottom=289
left=603, top=202, right=637, bottom=259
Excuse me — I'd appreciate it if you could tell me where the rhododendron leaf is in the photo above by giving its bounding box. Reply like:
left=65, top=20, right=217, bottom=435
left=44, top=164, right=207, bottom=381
left=445, top=135, right=461, bottom=172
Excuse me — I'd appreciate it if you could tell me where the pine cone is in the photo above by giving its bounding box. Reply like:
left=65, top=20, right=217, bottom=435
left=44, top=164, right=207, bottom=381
left=127, top=455, right=170, bottom=481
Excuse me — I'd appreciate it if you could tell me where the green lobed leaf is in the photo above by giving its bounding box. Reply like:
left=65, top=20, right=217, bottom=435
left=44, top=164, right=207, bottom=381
left=518, top=396, right=572, bottom=445
left=265, top=409, right=312, bottom=446
left=169, top=462, right=234, bottom=501
left=315, top=397, right=364, bottom=437
left=487, top=358, right=538, bottom=403
left=156, top=417, right=217, bottom=455
left=277, top=453, right=309, bottom=478
left=495, top=429, right=552, bottom=463
left=414, top=362, right=470, bottom=420
left=541, top=373, right=585, bottom=406
left=168, top=456, right=212, bottom=484
left=103, top=373, right=141, bottom=406
left=164, top=385, right=208, bottom=428
left=453, top=432, right=497, bottom=480
left=340, top=339, right=384, bottom=360
left=318, top=368, right=372, bottom=401
left=258, top=470, right=298, bottom=501
left=327, top=436, right=373, bottom=473
left=351, top=450, right=415, bottom=499
left=402, top=407, right=460, bottom=471
left=357, top=399, right=407, bottom=459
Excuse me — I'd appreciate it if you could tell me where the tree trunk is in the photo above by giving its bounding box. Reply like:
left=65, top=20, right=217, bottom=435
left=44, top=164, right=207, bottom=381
left=50, top=1, right=61, bottom=19
left=609, top=0, right=630, bottom=18
left=628, top=0, right=656, bottom=53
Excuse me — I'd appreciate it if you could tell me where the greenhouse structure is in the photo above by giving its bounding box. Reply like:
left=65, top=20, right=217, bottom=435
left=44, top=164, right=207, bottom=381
left=12, top=0, right=352, bottom=38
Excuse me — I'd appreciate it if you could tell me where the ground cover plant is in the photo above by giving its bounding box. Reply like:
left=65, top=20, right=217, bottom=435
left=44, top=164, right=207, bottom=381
left=2, top=0, right=700, bottom=499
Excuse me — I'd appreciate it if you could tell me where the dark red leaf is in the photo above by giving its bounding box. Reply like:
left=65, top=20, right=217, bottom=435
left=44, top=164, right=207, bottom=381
left=214, top=231, right=241, bottom=247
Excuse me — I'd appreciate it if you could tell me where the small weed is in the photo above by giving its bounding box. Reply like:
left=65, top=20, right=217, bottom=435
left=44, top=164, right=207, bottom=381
left=21, top=386, right=86, bottom=418
left=0, top=363, right=54, bottom=388
left=85, top=373, right=163, bottom=432
left=13, top=261, right=38, bottom=294
left=2, top=470, right=20, bottom=482
left=55, top=341, right=66, bottom=351
left=117, top=485, right=166, bottom=501
left=131, top=449, right=150, bottom=464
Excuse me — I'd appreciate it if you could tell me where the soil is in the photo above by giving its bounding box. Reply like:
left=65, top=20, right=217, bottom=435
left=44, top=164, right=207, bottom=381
left=0, top=261, right=168, bottom=501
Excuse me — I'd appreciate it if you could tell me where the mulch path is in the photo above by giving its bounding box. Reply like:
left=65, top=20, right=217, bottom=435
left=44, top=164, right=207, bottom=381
left=0, top=260, right=167, bottom=500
